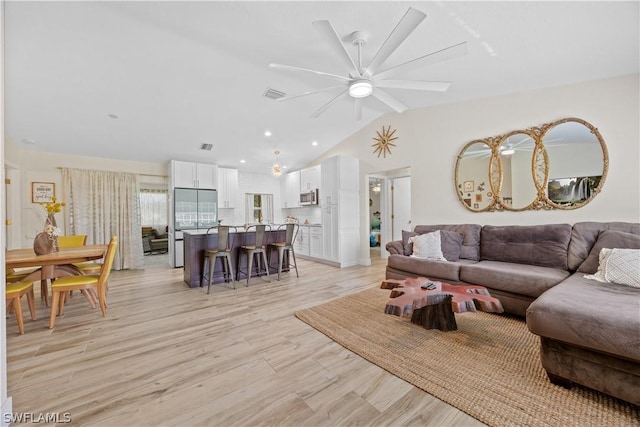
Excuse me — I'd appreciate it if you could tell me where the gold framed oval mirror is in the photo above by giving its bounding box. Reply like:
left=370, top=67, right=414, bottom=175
left=542, top=118, right=608, bottom=210
left=454, top=117, right=607, bottom=212
left=496, top=131, right=540, bottom=211
left=455, top=140, right=495, bottom=212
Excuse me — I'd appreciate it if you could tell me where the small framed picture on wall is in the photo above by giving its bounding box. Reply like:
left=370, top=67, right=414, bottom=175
left=32, top=182, right=55, bottom=203
left=463, top=180, right=474, bottom=192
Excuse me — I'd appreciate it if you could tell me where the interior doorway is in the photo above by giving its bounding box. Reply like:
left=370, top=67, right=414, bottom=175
left=367, top=168, right=411, bottom=262
left=391, top=176, right=411, bottom=241
left=367, top=178, right=383, bottom=259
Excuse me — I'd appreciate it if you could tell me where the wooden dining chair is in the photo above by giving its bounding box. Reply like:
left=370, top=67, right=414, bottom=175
left=57, top=234, right=101, bottom=274
left=48, top=235, right=118, bottom=328
left=6, top=281, right=37, bottom=335
left=57, top=234, right=87, bottom=248
left=6, top=267, right=38, bottom=283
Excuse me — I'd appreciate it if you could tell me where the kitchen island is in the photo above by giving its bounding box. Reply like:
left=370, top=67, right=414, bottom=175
left=182, top=227, right=287, bottom=288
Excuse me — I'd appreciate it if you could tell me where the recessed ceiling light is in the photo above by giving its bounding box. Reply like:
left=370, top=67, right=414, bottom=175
left=283, top=165, right=288, bottom=170
left=264, top=130, right=272, bottom=137
left=240, top=159, right=246, bottom=164
left=107, top=113, right=119, bottom=119
left=21, top=138, right=36, bottom=144
left=312, top=141, right=318, bottom=146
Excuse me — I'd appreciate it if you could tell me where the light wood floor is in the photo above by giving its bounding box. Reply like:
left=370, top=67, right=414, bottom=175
left=6, top=256, right=483, bottom=426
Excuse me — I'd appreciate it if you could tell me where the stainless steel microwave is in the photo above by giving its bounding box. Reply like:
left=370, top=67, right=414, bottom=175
left=300, top=189, right=319, bottom=205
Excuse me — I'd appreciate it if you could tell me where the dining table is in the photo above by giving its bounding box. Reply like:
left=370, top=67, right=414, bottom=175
left=6, top=244, right=108, bottom=306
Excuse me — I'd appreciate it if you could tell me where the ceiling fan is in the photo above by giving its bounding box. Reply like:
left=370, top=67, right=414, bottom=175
left=268, top=7, right=467, bottom=119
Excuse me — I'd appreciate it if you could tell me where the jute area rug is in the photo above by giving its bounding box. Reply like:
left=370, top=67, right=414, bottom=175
left=295, top=287, right=639, bottom=427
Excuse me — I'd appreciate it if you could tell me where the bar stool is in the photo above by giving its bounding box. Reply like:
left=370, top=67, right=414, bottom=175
left=236, top=224, right=270, bottom=286
left=202, top=226, right=236, bottom=294
left=268, top=223, right=299, bottom=281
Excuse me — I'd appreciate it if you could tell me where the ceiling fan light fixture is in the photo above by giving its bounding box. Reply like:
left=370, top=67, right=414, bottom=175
left=349, top=79, right=373, bottom=98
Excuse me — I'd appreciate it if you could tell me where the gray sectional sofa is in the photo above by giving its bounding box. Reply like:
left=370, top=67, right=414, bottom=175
left=385, top=221, right=640, bottom=405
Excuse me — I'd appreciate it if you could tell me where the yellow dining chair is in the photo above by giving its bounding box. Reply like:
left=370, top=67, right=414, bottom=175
left=49, top=235, right=118, bottom=328
left=6, top=267, right=39, bottom=283
left=57, top=234, right=101, bottom=274
left=6, top=281, right=37, bottom=335
left=57, top=234, right=87, bottom=248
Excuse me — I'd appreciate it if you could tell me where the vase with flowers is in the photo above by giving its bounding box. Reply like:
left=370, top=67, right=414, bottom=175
left=33, top=196, right=65, bottom=255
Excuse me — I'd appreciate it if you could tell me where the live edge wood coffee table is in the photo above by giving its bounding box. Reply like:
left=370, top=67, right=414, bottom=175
left=381, top=277, right=504, bottom=331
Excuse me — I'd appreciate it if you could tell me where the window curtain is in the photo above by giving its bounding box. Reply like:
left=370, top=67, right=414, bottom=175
left=263, top=194, right=274, bottom=224
left=139, top=189, right=168, bottom=228
left=61, top=168, right=144, bottom=270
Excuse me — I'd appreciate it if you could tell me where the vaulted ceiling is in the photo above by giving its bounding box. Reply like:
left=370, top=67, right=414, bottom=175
left=4, top=1, right=639, bottom=173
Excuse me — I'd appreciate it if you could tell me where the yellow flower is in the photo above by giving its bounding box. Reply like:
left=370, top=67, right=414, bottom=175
left=40, top=197, right=66, bottom=215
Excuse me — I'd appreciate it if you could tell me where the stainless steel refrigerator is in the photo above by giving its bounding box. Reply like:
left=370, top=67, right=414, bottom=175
left=171, top=188, right=218, bottom=267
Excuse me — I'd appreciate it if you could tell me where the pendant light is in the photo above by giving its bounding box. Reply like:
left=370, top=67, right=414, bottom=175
left=272, top=150, right=282, bottom=177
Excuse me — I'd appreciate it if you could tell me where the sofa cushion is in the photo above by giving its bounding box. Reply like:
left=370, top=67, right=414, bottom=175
left=480, top=224, right=572, bottom=269
left=440, top=230, right=464, bottom=262
left=387, top=254, right=464, bottom=282
left=568, top=222, right=640, bottom=271
left=584, top=248, right=640, bottom=287
left=410, top=231, right=446, bottom=260
left=577, top=230, right=640, bottom=274
left=460, top=260, right=570, bottom=298
left=526, top=273, right=640, bottom=362
left=403, top=229, right=464, bottom=261
left=414, top=224, right=481, bottom=261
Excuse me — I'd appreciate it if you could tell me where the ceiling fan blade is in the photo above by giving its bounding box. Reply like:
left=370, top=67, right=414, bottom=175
left=354, top=98, right=363, bottom=121
left=310, top=89, right=349, bottom=118
left=364, top=7, right=427, bottom=77
left=375, top=41, right=468, bottom=80
left=268, top=63, right=351, bottom=82
left=372, top=88, right=408, bottom=113
left=375, top=80, right=451, bottom=92
left=312, top=20, right=360, bottom=77
left=275, top=85, right=347, bottom=102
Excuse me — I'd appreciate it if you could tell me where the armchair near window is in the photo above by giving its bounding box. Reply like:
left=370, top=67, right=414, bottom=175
left=142, top=226, right=168, bottom=254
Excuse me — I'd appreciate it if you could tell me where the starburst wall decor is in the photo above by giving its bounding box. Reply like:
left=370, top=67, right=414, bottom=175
left=372, top=125, right=398, bottom=158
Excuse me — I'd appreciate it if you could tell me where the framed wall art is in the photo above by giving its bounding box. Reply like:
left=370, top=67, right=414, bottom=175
left=32, top=182, right=55, bottom=203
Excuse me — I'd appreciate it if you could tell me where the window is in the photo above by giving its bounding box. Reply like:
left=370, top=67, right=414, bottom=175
left=139, top=189, right=168, bottom=226
left=244, top=193, right=274, bottom=225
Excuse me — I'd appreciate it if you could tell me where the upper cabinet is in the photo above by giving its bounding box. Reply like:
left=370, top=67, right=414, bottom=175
left=218, top=167, right=239, bottom=208
left=282, top=171, right=301, bottom=208
left=300, top=165, right=321, bottom=191
left=171, top=160, right=218, bottom=189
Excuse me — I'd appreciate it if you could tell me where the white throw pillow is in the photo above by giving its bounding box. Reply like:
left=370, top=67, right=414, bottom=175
left=584, top=248, right=640, bottom=288
left=409, top=231, right=446, bottom=261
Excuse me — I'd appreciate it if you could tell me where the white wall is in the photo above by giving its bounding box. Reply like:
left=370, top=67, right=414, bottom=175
left=315, top=74, right=640, bottom=264
left=0, top=0, right=11, bottom=422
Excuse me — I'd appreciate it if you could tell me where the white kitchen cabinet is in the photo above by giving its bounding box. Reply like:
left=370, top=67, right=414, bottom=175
left=171, top=160, right=218, bottom=189
left=217, top=167, right=238, bottom=208
left=294, top=225, right=310, bottom=256
left=300, top=165, right=321, bottom=191
left=320, top=155, right=359, bottom=267
left=282, top=171, right=301, bottom=208
left=309, top=226, right=323, bottom=258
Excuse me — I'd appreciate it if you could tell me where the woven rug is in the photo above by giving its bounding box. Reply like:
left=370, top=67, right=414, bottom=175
left=295, top=287, right=640, bottom=427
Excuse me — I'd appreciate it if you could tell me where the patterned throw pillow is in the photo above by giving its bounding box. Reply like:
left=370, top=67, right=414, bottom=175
left=584, top=248, right=640, bottom=288
left=409, top=231, right=447, bottom=261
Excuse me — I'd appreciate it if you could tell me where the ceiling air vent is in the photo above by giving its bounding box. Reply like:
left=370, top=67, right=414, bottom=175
left=263, top=88, right=286, bottom=100
left=200, top=143, right=213, bottom=151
